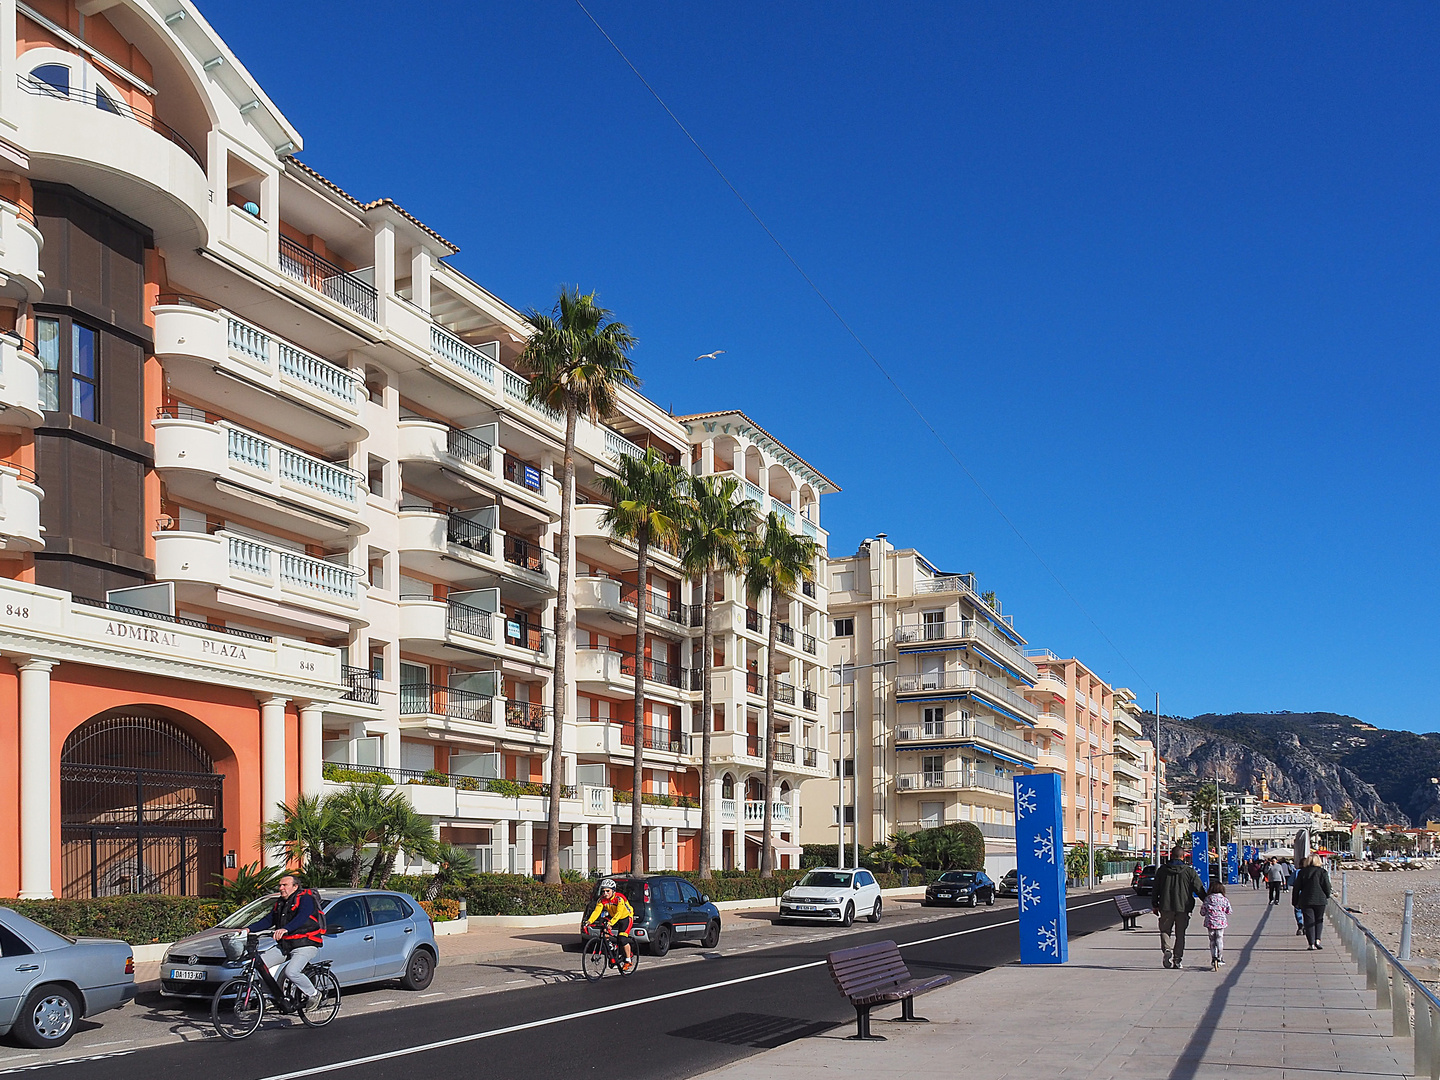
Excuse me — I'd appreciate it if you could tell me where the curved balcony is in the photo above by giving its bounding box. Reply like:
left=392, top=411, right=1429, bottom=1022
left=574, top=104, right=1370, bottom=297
left=153, top=410, right=364, bottom=540
left=0, top=201, right=44, bottom=304
left=1028, top=670, right=1067, bottom=699
left=397, top=417, right=497, bottom=503
left=397, top=595, right=498, bottom=663
left=17, top=77, right=208, bottom=251
left=896, top=768, right=1015, bottom=804
left=0, top=334, right=44, bottom=428
left=574, top=646, right=689, bottom=701
left=894, top=618, right=1037, bottom=682
left=398, top=507, right=556, bottom=597
left=574, top=719, right=691, bottom=760
left=0, top=462, right=44, bottom=554
left=153, top=304, right=366, bottom=451
left=894, top=667, right=1040, bottom=724
left=153, top=529, right=364, bottom=630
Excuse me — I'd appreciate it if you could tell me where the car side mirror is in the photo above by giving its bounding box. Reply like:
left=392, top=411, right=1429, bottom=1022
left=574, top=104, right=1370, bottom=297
left=327, top=926, right=344, bottom=935
left=701, top=895, right=710, bottom=904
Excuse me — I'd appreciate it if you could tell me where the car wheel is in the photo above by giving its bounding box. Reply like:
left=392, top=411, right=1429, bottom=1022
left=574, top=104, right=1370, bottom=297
left=701, top=921, right=721, bottom=950
left=968, top=893, right=978, bottom=908
left=868, top=898, right=882, bottom=923
left=650, top=925, right=672, bottom=957
left=987, top=890, right=996, bottom=906
left=12, top=984, right=80, bottom=1049
left=401, top=947, right=435, bottom=991
left=842, top=903, right=855, bottom=928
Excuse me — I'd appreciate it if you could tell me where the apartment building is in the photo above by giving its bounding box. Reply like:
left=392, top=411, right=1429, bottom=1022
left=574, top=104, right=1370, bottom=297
left=799, top=537, right=1039, bottom=874
left=0, top=0, right=833, bottom=898
left=1022, top=652, right=1115, bottom=848
left=1111, top=687, right=1154, bottom=855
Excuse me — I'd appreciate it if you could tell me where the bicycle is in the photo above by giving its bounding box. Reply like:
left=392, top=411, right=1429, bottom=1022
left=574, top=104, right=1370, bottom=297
left=210, top=932, right=342, bottom=1040
left=580, top=919, right=639, bottom=981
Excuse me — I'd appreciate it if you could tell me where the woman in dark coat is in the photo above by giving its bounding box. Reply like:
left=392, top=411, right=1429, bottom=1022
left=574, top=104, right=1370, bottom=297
left=1293, top=855, right=1333, bottom=950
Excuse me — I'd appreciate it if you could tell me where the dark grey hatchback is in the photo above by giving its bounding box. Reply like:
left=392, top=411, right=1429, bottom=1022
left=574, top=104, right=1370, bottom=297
left=578, top=876, right=721, bottom=957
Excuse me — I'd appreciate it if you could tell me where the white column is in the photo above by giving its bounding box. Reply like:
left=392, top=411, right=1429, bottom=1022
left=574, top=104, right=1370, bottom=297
left=665, top=827, right=679, bottom=872
left=700, top=438, right=715, bottom=475
left=258, top=695, right=288, bottom=866
left=410, top=246, right=432, bottom=313
left=298, top=702, right=324, bottom=799
left=515, top=820, right=533, bottom=877
left=17, top=658, right=55, bottom=899
left=596, top=823, right=612, bottom=877
left=647, top=825, right=662, bottom=873
left=490, top=821, right=509, bottom=875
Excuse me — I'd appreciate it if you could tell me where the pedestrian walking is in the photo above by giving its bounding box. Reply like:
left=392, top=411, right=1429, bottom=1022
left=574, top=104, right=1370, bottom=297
left=1264, top=858, right=1285, bottom=904
left=1201, top=881, right=1232, bottom=970
left=1293, top=855, right=1332, bottom=950
left=1249, top=860, right=1263, bottom=890
left=1152, top=844, right=1206, bottom=970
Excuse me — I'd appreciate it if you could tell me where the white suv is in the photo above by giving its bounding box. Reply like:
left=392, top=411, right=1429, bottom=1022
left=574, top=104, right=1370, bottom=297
left=779, top=868, right=883, bottom=926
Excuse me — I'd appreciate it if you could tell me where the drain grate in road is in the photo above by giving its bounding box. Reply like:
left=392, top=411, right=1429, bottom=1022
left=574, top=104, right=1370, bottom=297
left=668, top=1012, right=839, bottom=1049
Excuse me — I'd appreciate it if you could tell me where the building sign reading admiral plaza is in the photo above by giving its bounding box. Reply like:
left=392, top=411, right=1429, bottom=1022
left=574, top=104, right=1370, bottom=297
left=103, top=620, right=248, bottom=659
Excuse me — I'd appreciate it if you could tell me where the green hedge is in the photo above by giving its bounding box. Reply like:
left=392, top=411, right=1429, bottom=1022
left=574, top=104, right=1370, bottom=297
left=5, top=897, right=223, bottom=944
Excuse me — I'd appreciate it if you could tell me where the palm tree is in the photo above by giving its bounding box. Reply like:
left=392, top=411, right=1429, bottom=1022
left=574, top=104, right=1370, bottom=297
left=365, top=789, right=439, bottom=888
left=676, top=473, right=760, bottom=878
left=326, top=783, right=390, bottom=887
left=261, top=793, right=335, bottom=872
left=424, top=843, right=478, bottom=901
left=598, top=448, right=685, bottom=874
left=519, top=286, right=639, bottom=883
left=743, top=511, right=819, bottom=877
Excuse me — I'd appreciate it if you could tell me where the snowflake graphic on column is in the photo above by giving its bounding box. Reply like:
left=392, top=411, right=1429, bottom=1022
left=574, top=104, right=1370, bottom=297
left=1037, top=919, right=1060, bottom=958
left=1033, top=825, right=1055, bottom=865
left=1015, top=785, right=1037, bottom=820
left=1018, top=874, right=1041, bottom=912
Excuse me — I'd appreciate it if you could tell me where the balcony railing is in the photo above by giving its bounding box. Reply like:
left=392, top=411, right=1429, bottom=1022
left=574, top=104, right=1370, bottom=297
left=278, top=235, right=377, bottom=321
left=505, top=701, right=551, bottom=734
left=802, top=688, right=819, bottom=711
left=504, top=536, right=545, bottom=575
left=617, top=722, right=690, bottom=754
left=619, top=584, right=686, bottom=626
left=430, top=324, right=498, bottom=384
left=802, top=631, right=818, bottom=654
left=778, top=623, right=795, bottom=646
left=502, top=454, right=547, bottom=495
left=894, top=619, right=1037, bottom=681
left=447, top=600, right=493, bottom=639
left=17, top=74, right=202, bottom=166
left=804, top=746, right=820, bottom=768
left=745, top=671, right=764, bottom=696
left=225, top=534, right=359, bottom=600
left=774, top=742, right=795, bottom=764
left=744, top=800, right=792, bottom=824
left=770, top=501, right=796, bottom=529
left=618, top=653, right=684, bottom=689
left=896, top=817, right=1016, bottom=840
left=745, top=608, right=762, bottom=632
left=446, top=512, right=493, bottom=554
left=605, top=428, right=644, bottom=460
left=503, top=619, right=552, bottom=655
left=802, top=580, right=816, bottom=598
left=500, top=366, right=562, bottom=422
left=224, top=314, right=358, bottom=405
left=894, top=668, right=1040, bottom=721
left=898, top=769, right=1011, bottom=794
left=895, top=717, right=1036, bottom=761
left=720, top=798, right=737, bottom=822
left=73, top=595, right=271, bottom=642
left=341, top=665, right=378, bottom=704
left=447, top=427, right=493, bottom=470
left=400, top=683, right=493, bottom=723
left=775, top=681, right=796, bottom=705
left=914, top=573, right=977, bottom=596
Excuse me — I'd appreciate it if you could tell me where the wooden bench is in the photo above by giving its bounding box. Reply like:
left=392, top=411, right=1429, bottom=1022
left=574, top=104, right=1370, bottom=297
left=1115, top=892, right=1147, bottom=930
left=826, top=939, right=953, bottom=1041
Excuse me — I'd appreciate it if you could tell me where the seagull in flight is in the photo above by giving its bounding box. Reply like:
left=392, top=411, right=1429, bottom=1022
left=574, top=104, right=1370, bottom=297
left=695, top=350, right=726, bottom=361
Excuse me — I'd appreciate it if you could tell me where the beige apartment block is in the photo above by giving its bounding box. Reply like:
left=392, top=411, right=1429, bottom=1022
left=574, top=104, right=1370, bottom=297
left=1111, top=686, right=1155, bottom=857
left=1022, top=653, right=1116, bottom=849
left=799, top=537, right=1039, bottom=875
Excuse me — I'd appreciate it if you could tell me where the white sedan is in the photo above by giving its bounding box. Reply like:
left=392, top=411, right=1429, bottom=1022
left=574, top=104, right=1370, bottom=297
left=778, top=868, right=883, bottom=926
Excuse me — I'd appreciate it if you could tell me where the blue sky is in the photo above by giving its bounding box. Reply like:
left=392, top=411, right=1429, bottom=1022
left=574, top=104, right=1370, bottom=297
left=207, top=3, right=1440, bottom=731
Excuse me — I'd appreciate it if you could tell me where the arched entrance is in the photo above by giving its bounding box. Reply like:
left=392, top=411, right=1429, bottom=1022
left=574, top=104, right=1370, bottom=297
left=60, top=713, right=225, bottom=898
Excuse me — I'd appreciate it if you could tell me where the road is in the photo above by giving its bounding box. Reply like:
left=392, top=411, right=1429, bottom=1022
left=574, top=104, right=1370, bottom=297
left=0, top=888, right=1125, bottom=1079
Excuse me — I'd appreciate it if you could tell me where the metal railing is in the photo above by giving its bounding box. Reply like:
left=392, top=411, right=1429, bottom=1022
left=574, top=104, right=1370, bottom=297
left=777, top=623, right=796, bottom=646
left=447, top=600, right=493, bottom=639
left=1330, top=896, right=1440, bottom=1076
left=399, top=683, right=493, bottom=723
left=502, top=453, right=547, bottom=495
left=446, top=512, right=493, bottom=554
left=617, top=653, right=685, bottom=689
left=774, top=742, right=795, bottom=764
left=278, top=235, right=376, bottom=321
left=341, top=665, right=378, bottom=704
left=897, top=769, right=1011, bottom=794
left=802, top=630, right=818, bottom=654
left=914, top=573, right=977, bottom=596
left=17, top=75, right=202, bottom=166
left=802, top=579, right=816, bottom=598
left=618, top=723, right=690, bottom=754
left=894, top=618, right=1037, bottom=681
left=894, top=667, right=1040, bottom=721
left=895, top=717, right=1036, bottom=760
left=804, top=747, right=820, bottom=768
left=503, top=619, right=552, bottom=655
left=504, top=535, right=546, bottom=575
left=430, top=324, right=497, bottom=384
left=73, top=596, right=272, bottom=642
left=505, top=701, right=551, bottom=734
left=447, top=426, right=493, bottom=470
left=745, top=609, right=763, bottom=632
left=802, top=689, right=819, bottom=711
left=618, top=584, right=686, bottom=625
left=775, top=681, right=796, bottom=705
left=745, top=672, right=765, bottom=696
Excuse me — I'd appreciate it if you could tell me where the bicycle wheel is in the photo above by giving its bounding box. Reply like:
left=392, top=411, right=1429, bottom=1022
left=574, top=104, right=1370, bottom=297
left=211, top=976, right=264, bottom=1040
left=581, top=937, right=607, bottom=981
left=616, top=944, right=639, bottom=977
left=299, top=970, right=341, bottom=1028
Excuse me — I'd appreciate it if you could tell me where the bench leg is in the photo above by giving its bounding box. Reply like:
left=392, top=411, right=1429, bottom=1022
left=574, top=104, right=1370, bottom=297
left=847, top=1004, right=887, bottom=1041
left=1123, top=915, right=1138, bottom=930
left=893, top=997, right=929, bottom=1023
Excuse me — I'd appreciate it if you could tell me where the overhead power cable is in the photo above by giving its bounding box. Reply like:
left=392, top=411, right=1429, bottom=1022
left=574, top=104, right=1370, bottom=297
left=572, top=0, right=1154, bottom=696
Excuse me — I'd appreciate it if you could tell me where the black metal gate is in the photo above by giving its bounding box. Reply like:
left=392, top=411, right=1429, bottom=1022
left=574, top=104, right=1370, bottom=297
left=60, top=716, right=225, bottom=899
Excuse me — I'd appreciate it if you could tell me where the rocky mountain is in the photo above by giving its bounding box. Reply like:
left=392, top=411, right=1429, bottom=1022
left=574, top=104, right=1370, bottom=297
left=1137, top=711, right=1440, bottom=827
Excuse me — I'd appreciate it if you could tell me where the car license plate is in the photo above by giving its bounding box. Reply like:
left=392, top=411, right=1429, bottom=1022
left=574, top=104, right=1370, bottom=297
left=792, top=904, right=818, bottom=911
left=169, top=968, right=206, bottom=981
left=937, top=893, right=951, bottom=898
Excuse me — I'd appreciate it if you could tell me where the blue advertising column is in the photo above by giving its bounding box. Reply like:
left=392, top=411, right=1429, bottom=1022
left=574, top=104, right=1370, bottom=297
left=1243, top=844, right=1255, bottom=864
left=1014, top=773, right=1068, bottom=964
left=1226, top=842, right=1240, bottom=885
left=1192, top=831, right=1211, bottom=891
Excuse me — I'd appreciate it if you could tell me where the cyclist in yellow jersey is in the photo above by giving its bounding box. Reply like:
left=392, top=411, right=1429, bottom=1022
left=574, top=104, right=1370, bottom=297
left=585, top=878, right=635, bottom=963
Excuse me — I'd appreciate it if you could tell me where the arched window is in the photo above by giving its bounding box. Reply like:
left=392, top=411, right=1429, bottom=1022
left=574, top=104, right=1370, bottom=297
left=29, top=63, right=70, bottom=96
left=95, top=86, right=123, bottom=115
left=720, top=774, right=735, bottom=799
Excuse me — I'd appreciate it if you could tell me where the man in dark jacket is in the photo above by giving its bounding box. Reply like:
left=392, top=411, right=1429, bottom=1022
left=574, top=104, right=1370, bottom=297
left=1152, top=845, right=1206, bottom=969
left=249, top=874, right=324, bottom=1006
left=1292, top=855, right=1333, bottom=950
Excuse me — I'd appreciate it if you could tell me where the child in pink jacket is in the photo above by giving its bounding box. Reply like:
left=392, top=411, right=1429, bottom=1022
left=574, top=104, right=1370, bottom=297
left=1201, top=882, right=1232, bottom=970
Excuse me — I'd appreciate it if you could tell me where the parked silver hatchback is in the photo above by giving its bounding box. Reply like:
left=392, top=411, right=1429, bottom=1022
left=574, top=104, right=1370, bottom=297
left=0, top=907, right=137, bottom=1048
left=160, top=890, right=437, bottom=999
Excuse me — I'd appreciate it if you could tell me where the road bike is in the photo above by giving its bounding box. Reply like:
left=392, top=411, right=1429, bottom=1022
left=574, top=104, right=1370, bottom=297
left=581, top=919, right=639, bottom=981
left=210, top=932, right=342, bottom=1039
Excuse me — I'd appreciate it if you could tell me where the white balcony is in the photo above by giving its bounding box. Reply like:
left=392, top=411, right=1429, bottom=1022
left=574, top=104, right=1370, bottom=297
left=1113, top=756, right=1145, bottom=782
left=153, top=529, right=363, bottom=630
left=894, top=667, right=1040, bottom=723
left=398, top=682, right=502, bottom=740
left=897, top=769, right=1014, bottom=798
left=398, top=596, right=497, bottom=662
left=397, top=417, right=497, bottom=502
left=154, top=412, right=364, bottom=540
left=397, top=508, right=557, bottom=596
left=0, top=463, right=44, bottom=554
left=894, top=618, right=1037, bottom=682
left=574, top=720, right=691, bottom=759
left=574, top=647, right=687, bottom=699
left=572, top=503, right=683, bottom=571
left=0, top=201, right=43, bottom=304
left=1028, top=670, right=1068, bottom=699
left=744, top=800, right=792, bottom=825
left=0, top=334, right=44, bottom=428
left=895, top=716, right=1037, bottom=763
left=153, top=304, right=365, bottom=451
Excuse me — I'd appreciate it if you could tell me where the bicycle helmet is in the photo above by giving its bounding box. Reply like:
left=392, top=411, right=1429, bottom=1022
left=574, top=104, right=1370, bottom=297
left=600, top=877, right=617, bottom=890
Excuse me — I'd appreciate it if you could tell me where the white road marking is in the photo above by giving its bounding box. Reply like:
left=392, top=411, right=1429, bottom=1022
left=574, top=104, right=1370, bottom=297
left=419, top=993, right=444, bottom=998
left=251, top=898, right=1117, bottom=1080
left=0, top=1050, right=136, bottom=1075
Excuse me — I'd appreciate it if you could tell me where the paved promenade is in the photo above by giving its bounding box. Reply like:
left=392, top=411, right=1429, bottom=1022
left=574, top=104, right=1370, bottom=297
left=692, top=883, right=1414, bottom=1080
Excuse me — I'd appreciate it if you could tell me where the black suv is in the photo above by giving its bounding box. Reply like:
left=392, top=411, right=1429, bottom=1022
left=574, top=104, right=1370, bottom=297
left=578, top=875, right=722, bottom=956
left=1132, top=865, right=1158, bottom=895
